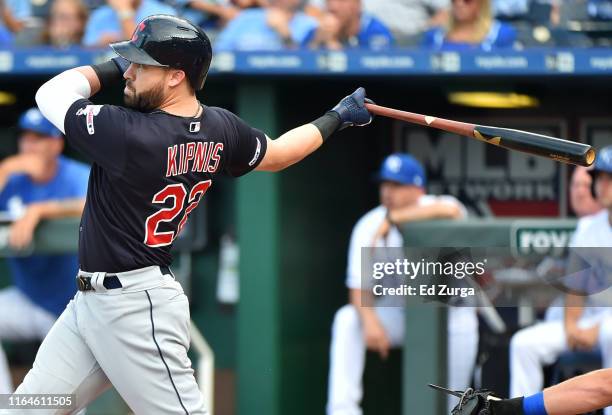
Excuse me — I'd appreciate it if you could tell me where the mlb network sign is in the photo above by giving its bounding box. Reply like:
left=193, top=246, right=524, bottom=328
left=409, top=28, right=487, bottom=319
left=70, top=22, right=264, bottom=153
left=395, top=119, right=568, bottom=217
left=511, top=221, right=577, bottom=256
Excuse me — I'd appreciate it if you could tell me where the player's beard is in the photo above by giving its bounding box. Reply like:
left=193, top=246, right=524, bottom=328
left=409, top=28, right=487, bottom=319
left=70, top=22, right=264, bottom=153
left=124, top=83, right=165, bottom=112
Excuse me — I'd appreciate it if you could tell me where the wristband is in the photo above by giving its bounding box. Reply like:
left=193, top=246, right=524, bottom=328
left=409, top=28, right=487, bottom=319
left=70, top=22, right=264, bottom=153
left=91, top=58, right=127, bottom=89
left=523, top=392, right=547, bottom=415
left=311, top=111, right=342, bottom=141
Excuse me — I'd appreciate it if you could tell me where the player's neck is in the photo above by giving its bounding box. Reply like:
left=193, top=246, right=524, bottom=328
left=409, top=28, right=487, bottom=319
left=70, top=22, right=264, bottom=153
left=157, top=94, right=200, bottom=118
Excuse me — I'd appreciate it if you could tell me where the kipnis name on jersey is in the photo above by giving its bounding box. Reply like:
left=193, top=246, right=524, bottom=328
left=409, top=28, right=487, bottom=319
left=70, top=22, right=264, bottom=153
left=166, top=141, right=223, bottom=177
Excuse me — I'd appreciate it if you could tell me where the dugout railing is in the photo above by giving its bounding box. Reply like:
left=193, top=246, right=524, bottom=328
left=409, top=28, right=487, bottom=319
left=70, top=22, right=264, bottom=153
left=400, top=218, right=577, bottom=415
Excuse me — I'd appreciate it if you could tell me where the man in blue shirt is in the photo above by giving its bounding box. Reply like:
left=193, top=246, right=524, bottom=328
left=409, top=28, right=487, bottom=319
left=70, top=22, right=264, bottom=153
left=215, top=0, right=318, bottom=50
left=0, top=108, right=89, bottom=394
left=83, top=0, right=176, bottom=46
left=305, top=0, right=393, bottom=50
left=0, top=0, right=32, bottom=45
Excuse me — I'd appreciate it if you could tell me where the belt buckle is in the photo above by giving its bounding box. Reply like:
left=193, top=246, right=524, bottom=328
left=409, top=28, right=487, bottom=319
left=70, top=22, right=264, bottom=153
left=77, top=275, right=92, bottom=291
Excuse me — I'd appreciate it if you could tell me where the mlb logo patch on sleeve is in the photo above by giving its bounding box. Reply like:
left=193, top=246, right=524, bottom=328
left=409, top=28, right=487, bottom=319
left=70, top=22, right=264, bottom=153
left=75, top=105, right=103, bottom=135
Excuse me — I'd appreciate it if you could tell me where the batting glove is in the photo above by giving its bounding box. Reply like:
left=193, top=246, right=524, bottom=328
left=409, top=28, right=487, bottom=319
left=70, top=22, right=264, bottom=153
left=330, top=87, right=374, bottom=130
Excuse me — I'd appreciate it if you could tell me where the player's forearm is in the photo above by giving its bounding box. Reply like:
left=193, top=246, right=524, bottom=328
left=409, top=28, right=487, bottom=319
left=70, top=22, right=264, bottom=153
left=258, top=124, right=323, bottom=171
left=28, top=199, right=86, bottom=220
left=389, top=202, right=461, bottom=224
left=36, top=67, right=94, bottom=134
left=350, top=288, right=377, bottom=319
left=564, top=294, right=584, bottom=329
left=257, top=88, right=371, bottom=171
left=542, top=369, right=612, bottom=415
left=1, top=7, right=23, bottom=32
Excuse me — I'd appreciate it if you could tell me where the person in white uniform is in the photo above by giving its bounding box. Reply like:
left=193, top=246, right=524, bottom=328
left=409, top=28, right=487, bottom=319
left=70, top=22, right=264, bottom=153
left=510, top=146, right=612, bottom=415
left=326, top=153, right=479, bottom=415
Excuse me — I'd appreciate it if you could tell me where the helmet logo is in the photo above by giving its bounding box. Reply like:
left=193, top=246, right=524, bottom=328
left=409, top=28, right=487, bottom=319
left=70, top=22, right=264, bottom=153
left=132, top=21, right=146, bottom=41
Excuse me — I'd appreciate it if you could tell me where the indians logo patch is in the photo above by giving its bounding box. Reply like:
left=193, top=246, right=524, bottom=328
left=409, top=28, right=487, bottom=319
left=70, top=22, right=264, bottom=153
left=76, top=105, right=103, bottom=135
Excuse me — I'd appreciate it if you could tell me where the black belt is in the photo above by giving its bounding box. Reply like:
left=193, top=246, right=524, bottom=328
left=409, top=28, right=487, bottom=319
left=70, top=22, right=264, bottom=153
left=77, top=266, right=172, bottom=291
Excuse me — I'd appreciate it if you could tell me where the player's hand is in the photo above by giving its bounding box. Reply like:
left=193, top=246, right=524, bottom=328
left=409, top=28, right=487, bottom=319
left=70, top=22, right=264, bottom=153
left=363, top=315, right=390, bottom=359
left=574, top=325, right=600, bottom=351
left=0, top=154, right=48, bottom=183
left=9, top=205, right=41, bottom=250
left=371, top=216, right=392, bottom=246
left=330, top=87, right=374, bottom=130
left=565, top=323, right=586, bottom=350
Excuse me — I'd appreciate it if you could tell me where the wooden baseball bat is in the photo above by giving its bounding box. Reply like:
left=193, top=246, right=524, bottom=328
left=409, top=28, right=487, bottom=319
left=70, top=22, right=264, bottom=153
left=365, top=103, right=596, bottom=167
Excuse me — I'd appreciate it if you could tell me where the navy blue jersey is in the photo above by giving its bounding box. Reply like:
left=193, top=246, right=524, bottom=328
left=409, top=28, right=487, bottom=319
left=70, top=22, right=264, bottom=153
left=64, top=99, right=267, bottom=272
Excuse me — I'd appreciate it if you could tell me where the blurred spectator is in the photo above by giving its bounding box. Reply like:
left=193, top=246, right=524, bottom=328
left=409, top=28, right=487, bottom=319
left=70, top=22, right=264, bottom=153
left=493, top=0, right=529, bottom=18
left=0, top=108, right=89, bottom=394
left=215, top=0, right=317, bottom=50
left=42, top=0, right=88, bottom=47
left=326, top=153, right=477, bottom=415
left=0, top=0, right=31, bottom=45
left=570, top=166, right=602, bottom=217
left=172, top=0, right=267, bottom=30
left=588, top=0, right=612, bottom=19
left=309, top=0, right=449, bottom=42
left=305, top=0, right=393, bottom=50
left=83, top=0, right=176, bottom=47
left=422, top=0, right=517, bottom=50
left=509, top=162, right=610, bottom=400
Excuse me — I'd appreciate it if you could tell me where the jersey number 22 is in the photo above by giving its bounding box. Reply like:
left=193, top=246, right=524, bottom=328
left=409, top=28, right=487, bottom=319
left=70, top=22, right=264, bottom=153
left=144, top=180, right=211, bottom=247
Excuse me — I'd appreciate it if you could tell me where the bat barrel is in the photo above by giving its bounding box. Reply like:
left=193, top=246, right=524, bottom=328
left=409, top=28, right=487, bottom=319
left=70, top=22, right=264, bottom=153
left=474, top=125, right=596, bottom=167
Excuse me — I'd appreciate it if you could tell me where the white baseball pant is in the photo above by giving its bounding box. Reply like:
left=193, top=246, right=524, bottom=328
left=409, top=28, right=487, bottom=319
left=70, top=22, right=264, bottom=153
left=326, top=305, right=478, bottom=415
left=0, top=266, right=206, bottom=415
left=0, top=287, right=57, bottom=394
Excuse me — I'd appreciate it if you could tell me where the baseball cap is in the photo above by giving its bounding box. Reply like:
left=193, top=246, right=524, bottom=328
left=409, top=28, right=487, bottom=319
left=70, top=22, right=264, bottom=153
left=18, top=108, right=61, bottom=138
left=376, top=153, right=426, bottom=187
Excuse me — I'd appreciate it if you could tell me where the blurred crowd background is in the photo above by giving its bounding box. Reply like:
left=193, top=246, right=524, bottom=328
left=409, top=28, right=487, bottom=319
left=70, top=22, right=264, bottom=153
left=1, top=0, right=612, bottom=50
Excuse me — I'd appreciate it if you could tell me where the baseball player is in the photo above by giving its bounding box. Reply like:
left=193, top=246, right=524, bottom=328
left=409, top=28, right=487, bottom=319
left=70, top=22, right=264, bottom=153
left=327, top=153, right=479, bottom=415
left=8, top=14, right=374, bottom=415
left=437, top=146, right=612, bottom=415
left=0, top=108, right=89, bottom=394
left=510, top=146, right=612, bottom=407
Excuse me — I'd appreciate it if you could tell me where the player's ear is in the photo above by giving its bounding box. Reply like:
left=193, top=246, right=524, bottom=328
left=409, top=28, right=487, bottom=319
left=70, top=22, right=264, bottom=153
left=167, top=69, right=187, bottom=88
